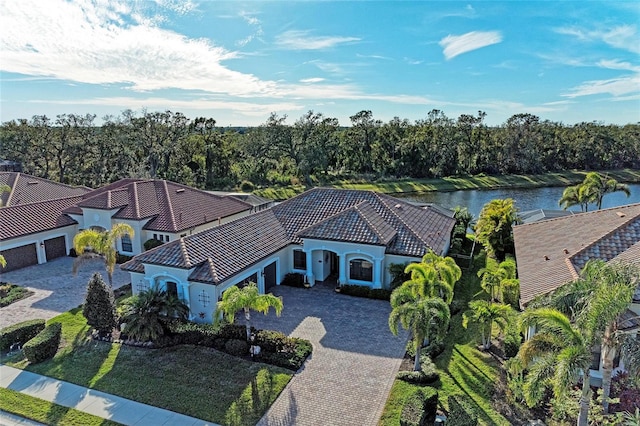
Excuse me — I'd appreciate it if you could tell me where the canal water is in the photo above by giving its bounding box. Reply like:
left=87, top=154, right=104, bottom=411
left=401, top=183, right=640, bottom=218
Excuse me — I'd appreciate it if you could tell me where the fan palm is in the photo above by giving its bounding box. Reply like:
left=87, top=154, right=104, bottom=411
left=214, top=283, right=283, bottom=341
left=73, top=223, right=134, bottom=286
left=518, top=307, right=594, bottom=426
left=389, top=282, right=450, bottom=371
left=462, top=300, right=512, bottom=350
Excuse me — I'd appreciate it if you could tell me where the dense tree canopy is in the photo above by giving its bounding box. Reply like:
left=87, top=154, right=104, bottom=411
left=1, top=109, right=639, bottom=190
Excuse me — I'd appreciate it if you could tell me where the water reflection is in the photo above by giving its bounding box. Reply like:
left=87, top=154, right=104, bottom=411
left=402, top=183, right=640, bottom=218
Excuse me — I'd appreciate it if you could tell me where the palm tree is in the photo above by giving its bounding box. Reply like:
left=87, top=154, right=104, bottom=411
left=582, top=172, right=630, bottom=210
left=477, top=256, right=519, bottom=305
left=0, top=255, right=6, bottom=269
left=558, top=184, right=592, bottom=212
left=402, top=250, right=461, bottom=305
left=214, top=283, right=283, bottom=341
left=122, top=287, right=189, bottom=342
left=462, top=300, right=512, bottom=350
left=518, top=307, right=594, bottom=426
left=474, top=198, right=519, bottom=261
left=544, top=260, right=638, bottom=414
left=72, top=223, right=134, bottom=286
left=389, top=283, right=450, bottom=371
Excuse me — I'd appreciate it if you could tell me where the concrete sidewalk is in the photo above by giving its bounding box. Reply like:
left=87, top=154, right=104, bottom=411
left=0, top=365, right=219, bottom=426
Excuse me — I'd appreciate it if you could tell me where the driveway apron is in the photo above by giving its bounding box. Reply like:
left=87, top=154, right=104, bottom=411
left=252, top=282, right=408, bottom=426
left=0, top=257, right=130, bottom=328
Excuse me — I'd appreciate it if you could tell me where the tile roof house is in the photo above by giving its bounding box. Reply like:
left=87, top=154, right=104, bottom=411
left=513, top=203, right=640, bottom=383
left=122, top=188, right=456, bottom=323
left=0, top=174, right=252, bottom=273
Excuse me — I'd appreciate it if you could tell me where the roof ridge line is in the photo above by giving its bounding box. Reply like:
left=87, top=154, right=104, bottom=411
left=569, top=215, right=640, bottom=267
left=565, top=257, right=580, bottom=281
left=179, top=238, right=192, bottom=268
left=207, top=257, right=220, bottom=283
left=5, top=172, right=18, bottom=206
left=374, top=192, right=431, bottom=250
left=132, top=181, right=141, bottom=218
left=353, top=201, right=390, bottom=243
left=162, top=180, right=178, bottom=231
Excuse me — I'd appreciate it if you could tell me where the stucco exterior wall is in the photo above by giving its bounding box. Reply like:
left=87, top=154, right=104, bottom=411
left=0, top=225, right=77, bottom=264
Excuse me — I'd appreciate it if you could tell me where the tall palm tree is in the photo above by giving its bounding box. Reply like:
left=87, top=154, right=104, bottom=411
left=389, top=282, right=450, bottom=371
left=544, top=260, right=638, bottom=414
left=558, top=183, right=593, bottom=212
left=518, top=307, right=594, bottom=426
left=214, top=283, right=283, bottom=341
left=582, top=172, right=631, bottom=210
left=402, top=250, right=462, bottom=304
left=72, top=223, right=134, bottom=286
left=462, top=300, right=512, bottom=350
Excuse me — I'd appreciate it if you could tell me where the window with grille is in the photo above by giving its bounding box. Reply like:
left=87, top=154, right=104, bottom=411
left=121, top=234, right=133, bottom=252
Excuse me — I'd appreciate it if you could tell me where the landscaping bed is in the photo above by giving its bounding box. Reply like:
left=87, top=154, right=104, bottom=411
left=3, top=309, right=293, bottom=426
left=0, top=282, right=34, bottom=307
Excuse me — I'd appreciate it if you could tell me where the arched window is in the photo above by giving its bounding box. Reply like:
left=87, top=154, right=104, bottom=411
left=349, top=259, right=373, bottom=282
left=166, top=281, right=178, bottom=298
left=121, top=233, right=133, bottom=252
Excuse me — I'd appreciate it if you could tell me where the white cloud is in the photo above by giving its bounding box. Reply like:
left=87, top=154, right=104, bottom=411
left=275, top=30, right=360, bottom=50
left=439, top=31, right=502, bottom=60
left=555, top=25, right=640, bottom=54
left=597, top=59, right=640, bottom=72
left=562, top=74, right=640, bottom=98
left=300, top=78, right=325, bottom=83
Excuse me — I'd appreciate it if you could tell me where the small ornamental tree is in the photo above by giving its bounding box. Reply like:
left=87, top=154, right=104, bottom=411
left=83, top=273, right=117, bottom=337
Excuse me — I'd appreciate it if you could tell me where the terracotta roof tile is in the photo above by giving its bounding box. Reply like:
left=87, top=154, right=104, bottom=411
left=514, top=203, right=640, bottom=307
left=0, top=196, right=82, bottom=240
left=0, top=172, right=91, bottom=207
left=123, top=188, right=456, bottom=285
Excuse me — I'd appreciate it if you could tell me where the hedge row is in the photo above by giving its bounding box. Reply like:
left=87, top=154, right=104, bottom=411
left=338, top=285, right=391, bottom=301
left=0, top=319, right=45, bottom=352
left=400, top=387, right=438, bottom=426
left=447, top=394, right=478, bottom=426
left=154, top=322, right=312, bottom=371
left=23, top=323, right=62, bottom=364
left=0, top=283, right=33, bottom=308
left=280, top=273, right=307, bottom=288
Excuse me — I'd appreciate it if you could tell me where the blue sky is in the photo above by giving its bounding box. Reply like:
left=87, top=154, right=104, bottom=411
left=1, top=0, right=639, bottom=126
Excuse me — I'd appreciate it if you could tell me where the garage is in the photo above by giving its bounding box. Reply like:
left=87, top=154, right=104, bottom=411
left=44, top=236, right=67, bottom=261
left=1, top=244, right=38, bottom=272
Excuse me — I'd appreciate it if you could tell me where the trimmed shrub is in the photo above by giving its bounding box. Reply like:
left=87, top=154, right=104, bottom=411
left=257, top=338, right=312, bottom=370
left=0, top=283, right=33, bottom=308
left=225, top=339, right=249, bottom=356
left=397, top=355, right=440, bottom=385
left=0, top=319, right=46, bottom=352
left=254, top=329, right=289, bottom=352
left=406, top=340, right=445, bottom=361
left=143, top=239, right=163, bottom=251
left=339, top=285, right=391, bottom=300
left=447, top=395, right=477, bottom=426
left=400, top=387, right=438, bottom=426
left=23, top=323, right=62, bottom=364
left=368, top=288, right=392, bottom=300
left=83, top=273, right=117, bottom=336
left=218, top=324, right=250, bottom=340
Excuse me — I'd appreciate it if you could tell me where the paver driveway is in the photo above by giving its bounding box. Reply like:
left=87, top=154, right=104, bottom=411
left=252, top=281, right=408, bottom=426
left=0, top=257, right=130, bottom=328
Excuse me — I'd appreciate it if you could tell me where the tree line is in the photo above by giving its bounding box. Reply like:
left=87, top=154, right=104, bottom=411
left=1, top=109, right=639, bottom=190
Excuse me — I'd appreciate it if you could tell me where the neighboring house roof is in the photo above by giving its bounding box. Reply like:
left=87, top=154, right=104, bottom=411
left=0, top=196, right=83, bottom=240
left=0, top=172, right=91, bottom=207
left=122, top=188, right=456, bottom=285
left=64, top=179, right=252, bottom=233
left=513, top=203, right=640, bottom=307
left=519, top=208, right=575, bottom=224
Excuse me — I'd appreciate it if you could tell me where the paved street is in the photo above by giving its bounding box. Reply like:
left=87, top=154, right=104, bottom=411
left=253, top=281, right=408, bottom=426
left=0, top=257, right=130, bottom=328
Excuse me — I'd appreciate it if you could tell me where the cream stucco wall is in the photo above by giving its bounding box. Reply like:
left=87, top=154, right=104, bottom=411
left=0, top=225, right=77, bottom=264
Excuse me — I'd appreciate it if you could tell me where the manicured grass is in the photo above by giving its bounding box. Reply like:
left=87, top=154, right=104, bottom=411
left=253, top=169, right=640, bottom=200
left=4, top=309, right=292, bottom=426
left=0, top=387, right=122, bottom=426
left=0, top=282, right=34, bottom=307
left=379, top=253, right=515, bottom=426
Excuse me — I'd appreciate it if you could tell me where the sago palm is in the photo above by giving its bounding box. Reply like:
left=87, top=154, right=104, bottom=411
left=518, top=307, right=594, bottom=426
left=389, top=282, right=450, bottom=371
left=73, top=223, right=134, bottom=286
left=214, top=283, right=283, bottom=341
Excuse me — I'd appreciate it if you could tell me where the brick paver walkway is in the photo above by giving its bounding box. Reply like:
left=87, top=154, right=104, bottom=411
left=252, top=281, right=408, bottom=426
left=0, top=257, right=130, bottom=328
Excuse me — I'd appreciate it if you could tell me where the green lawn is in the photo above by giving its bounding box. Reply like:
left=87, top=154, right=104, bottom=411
left=253, top=168, right=640, bottom=200
left=379, top=253, right=518, bottom=426
left=3, top=309, right=292, bottom=426
left=0, top=387, right=122, bottom=426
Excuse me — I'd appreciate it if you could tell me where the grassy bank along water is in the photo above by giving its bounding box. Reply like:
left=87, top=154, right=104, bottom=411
left=253, top=169, right=640, bottom=201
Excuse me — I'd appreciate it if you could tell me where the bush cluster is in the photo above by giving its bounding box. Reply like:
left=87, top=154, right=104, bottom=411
left=155, top=321, right=312, bottom=371
left=400, top=387, right=438, bottom=426
left=339, top=285, right=391, bottom=301
left=22, top=323, right=62, bottom=364
left=143, top=239, right=163, bottom=251
left=447, top=395, right=478, bottom=426
left=0, top=283, right=33, bottom=308
left=115, top=253, right=133, bottom=264
left=397, top=355, right=440, bottom=385
left=0, top=319, right=46, bottom=352
left=406, top=340, right=445, bottom=360
left=280, top=273, right=306, bottom=288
